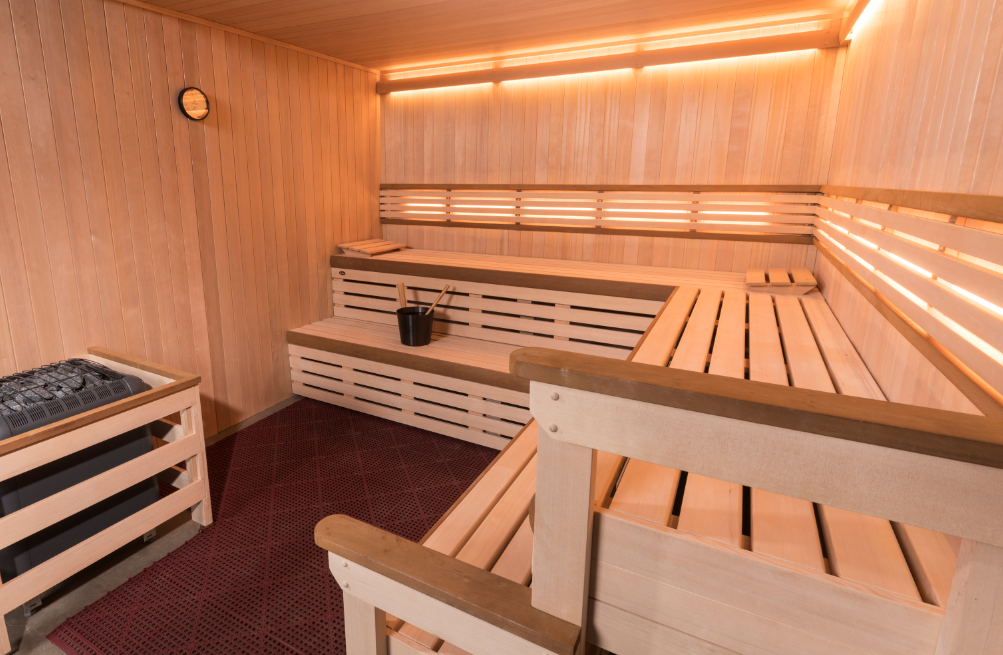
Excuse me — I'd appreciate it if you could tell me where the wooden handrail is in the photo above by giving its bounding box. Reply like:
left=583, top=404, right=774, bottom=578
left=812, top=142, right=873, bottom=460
left=509, top=347, right=1003, bottom=469
left=314, top=515, right=580, bottom=655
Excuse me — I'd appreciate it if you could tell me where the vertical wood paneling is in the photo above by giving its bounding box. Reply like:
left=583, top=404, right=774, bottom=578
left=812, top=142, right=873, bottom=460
left=829, top=0, right=1003, bottom=193
left=382, top=49, right=841, bottom=186
left=0, top=0, right=380, bottom=435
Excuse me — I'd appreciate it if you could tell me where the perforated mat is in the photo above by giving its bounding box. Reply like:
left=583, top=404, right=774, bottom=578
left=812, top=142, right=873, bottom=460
left=47, top=399, right=497, bottom=654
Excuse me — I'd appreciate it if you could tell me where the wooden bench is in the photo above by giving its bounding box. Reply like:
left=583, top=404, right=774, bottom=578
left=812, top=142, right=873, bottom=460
left=288, top=251, right=683, bottom=449
left=314, top=280, right=1003, bottom=655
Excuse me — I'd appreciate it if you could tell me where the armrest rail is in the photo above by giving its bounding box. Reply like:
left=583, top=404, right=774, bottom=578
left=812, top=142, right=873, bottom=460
left=510, top=347, right=1003, bottom=469
left=315, top=515, right=579, bottom=655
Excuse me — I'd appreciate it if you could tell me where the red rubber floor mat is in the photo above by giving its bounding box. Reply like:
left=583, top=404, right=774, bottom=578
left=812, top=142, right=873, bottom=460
left=47, top=399, right=497, bottom=654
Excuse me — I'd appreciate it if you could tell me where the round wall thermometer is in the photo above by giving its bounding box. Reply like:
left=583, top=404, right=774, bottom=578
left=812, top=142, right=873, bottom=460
left=178, top=87, right=209, bottom=120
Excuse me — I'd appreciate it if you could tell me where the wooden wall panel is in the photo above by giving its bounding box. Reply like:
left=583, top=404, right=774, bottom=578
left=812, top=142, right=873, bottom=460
left=381, top=47, right=844, bottom=186
left=0, top=0, right=379, bottom=436
left=828, top=0, right=1003, bottom=194
left=383, top=224, right=817, bottom=272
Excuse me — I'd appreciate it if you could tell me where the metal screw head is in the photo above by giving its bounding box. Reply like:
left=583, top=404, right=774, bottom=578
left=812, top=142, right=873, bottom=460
left=548, top=424, right=558, bottom=433
left=550, top=392, right=560, bottom=401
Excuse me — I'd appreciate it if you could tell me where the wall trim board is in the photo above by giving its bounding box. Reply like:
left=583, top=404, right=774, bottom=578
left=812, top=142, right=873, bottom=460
left=380, top=219, right=813, bottom=244
left=115, top=0, right=377, bottom=74
left=820, top=186, right=1003, bottom=224
left=376, top=29, right=840, bottom=93
left=838, top=0, right=873, bottom=44
left=813, top=238, right=1003, bottom=418
left=381, top=184, right=824, bottom=193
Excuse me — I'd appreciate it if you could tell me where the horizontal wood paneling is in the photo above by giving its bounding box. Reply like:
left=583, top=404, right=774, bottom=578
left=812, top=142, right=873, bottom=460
left=814, top=193, right=1003, bottom=406
left=382, top=47, right=845, bottom=187
left=814, top=252, right=983, bottom=415
left=383, top=224, right=817, bottom=273
left=828, top=0, right=1003, bottom=194
left=0, top=0, right=379, bottom=436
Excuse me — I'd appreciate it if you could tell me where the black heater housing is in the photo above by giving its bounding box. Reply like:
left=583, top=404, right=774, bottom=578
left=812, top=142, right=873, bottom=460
left=0, top=359, right=159, bottom=584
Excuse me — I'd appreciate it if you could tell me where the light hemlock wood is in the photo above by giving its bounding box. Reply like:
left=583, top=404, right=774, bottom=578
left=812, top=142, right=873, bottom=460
left=532, top=427, right=596, bottom=640
left=768, top=268, right=792, bottom=286
left=935, top=540, right=1003, bottom=655
left=828, top=0, right=1003, bottom=196
left=607, top=288, right=699, bottom=525
left=380, top=49, right=842, bottom=186
left=384, top=225, right=819, bottom=274
left=813, top=253, right=981, bottom=415
left=0, top=0, right=380, bottom=438
left=747, top=293, right=825, bottom=571
left=591, top=509, right=943, bottom=655
left=344, top=593, right=388, bottom=655
left=328, top=554, right=569, bottom=655
left=674, top=289, right=743, bottom=548
left=529, top=382, right=1003, bottom=548
left=894, top=524, right=959, bottom=608
left=747, top=269, right=768, bottom=286
left=775, top=294, right=919, bottom=599
left=791, top=268, right=817, bottom=286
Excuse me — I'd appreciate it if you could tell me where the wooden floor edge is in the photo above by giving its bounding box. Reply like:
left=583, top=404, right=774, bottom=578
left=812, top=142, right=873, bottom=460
left=813, top=238, right=1003, bottom=418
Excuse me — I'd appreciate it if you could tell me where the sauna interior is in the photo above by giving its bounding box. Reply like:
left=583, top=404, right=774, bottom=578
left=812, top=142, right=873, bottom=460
left=1, top=0, right=1002, bottom=652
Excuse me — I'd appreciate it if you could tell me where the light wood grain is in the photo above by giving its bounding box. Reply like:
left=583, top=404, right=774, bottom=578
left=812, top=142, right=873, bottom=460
left=934, top=539, right=1003, bottom=655
left=0, top=0, right=380, bottom=437
left=344, top=593, right=388, bottom=655
left=381, top=49, right=842, bottom=186
left=828, top=0, right=1003, bottom=195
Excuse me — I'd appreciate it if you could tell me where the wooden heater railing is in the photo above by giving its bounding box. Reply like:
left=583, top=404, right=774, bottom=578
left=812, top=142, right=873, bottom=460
left=0, top=348, right=212, bottom=654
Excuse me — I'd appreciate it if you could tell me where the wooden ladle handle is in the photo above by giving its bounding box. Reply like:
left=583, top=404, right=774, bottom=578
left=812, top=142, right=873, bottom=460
left=426, top=284, right=450, bottom=313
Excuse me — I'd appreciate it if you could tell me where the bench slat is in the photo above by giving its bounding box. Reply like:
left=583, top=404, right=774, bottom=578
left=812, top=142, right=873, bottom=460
left=747, top=294, right=826, bottom=572
left=607, top=289, right=699, bottom=524
left=677, top=289, right=745, bottom=548
left=775, top=296, right=920, bottom=600
left=333, top=290, right=642, bottom=347
left=335, top=279, right=655, bottom=331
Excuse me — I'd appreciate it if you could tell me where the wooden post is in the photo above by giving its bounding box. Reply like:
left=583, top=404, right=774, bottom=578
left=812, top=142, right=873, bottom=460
left=935, top=539, right=1003, bottom=655
left=344, top=592, right=388, bottom=655
left=180, top=398, right=212, bottom=527
left=531, top=422, right=595, bottom=655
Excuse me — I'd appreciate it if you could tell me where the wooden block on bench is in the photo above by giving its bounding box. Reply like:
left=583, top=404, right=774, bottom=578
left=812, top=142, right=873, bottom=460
left=746, top=269, right=768, bottom=286
left=339, top=239, right=407, bottom=257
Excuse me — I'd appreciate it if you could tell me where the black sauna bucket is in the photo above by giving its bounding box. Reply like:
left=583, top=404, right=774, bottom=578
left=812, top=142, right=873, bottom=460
left=397, top=307, right=434, bottom=346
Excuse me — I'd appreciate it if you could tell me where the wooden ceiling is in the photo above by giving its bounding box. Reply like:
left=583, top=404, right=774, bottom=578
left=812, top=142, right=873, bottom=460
left=143, top=0, right=850, bottom=72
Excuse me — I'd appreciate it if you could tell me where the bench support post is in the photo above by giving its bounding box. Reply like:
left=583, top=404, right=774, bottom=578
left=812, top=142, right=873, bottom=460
left=531, top=424, right=595, bottom=655
left=344, top=592, right=388, bottom=655
left=935, top=539, right=1003, bottom=655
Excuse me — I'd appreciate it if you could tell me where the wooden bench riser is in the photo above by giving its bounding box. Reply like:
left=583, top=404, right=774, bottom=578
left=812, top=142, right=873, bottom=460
left=291, top=348, right=530, bottom=449
left=590, top=509, right=941, bottom=655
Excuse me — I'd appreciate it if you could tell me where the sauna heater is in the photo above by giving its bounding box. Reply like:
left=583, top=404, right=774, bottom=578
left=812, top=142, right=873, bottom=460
left=0, top=359, right=159, bottom=586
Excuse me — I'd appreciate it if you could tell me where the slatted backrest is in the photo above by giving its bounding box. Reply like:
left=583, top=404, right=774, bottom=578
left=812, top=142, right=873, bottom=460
left=381, top=189, right=818, bottom=236
left=331, top=266, right=665, bottom=360
left=814, top=196, right=1003, bottom=398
